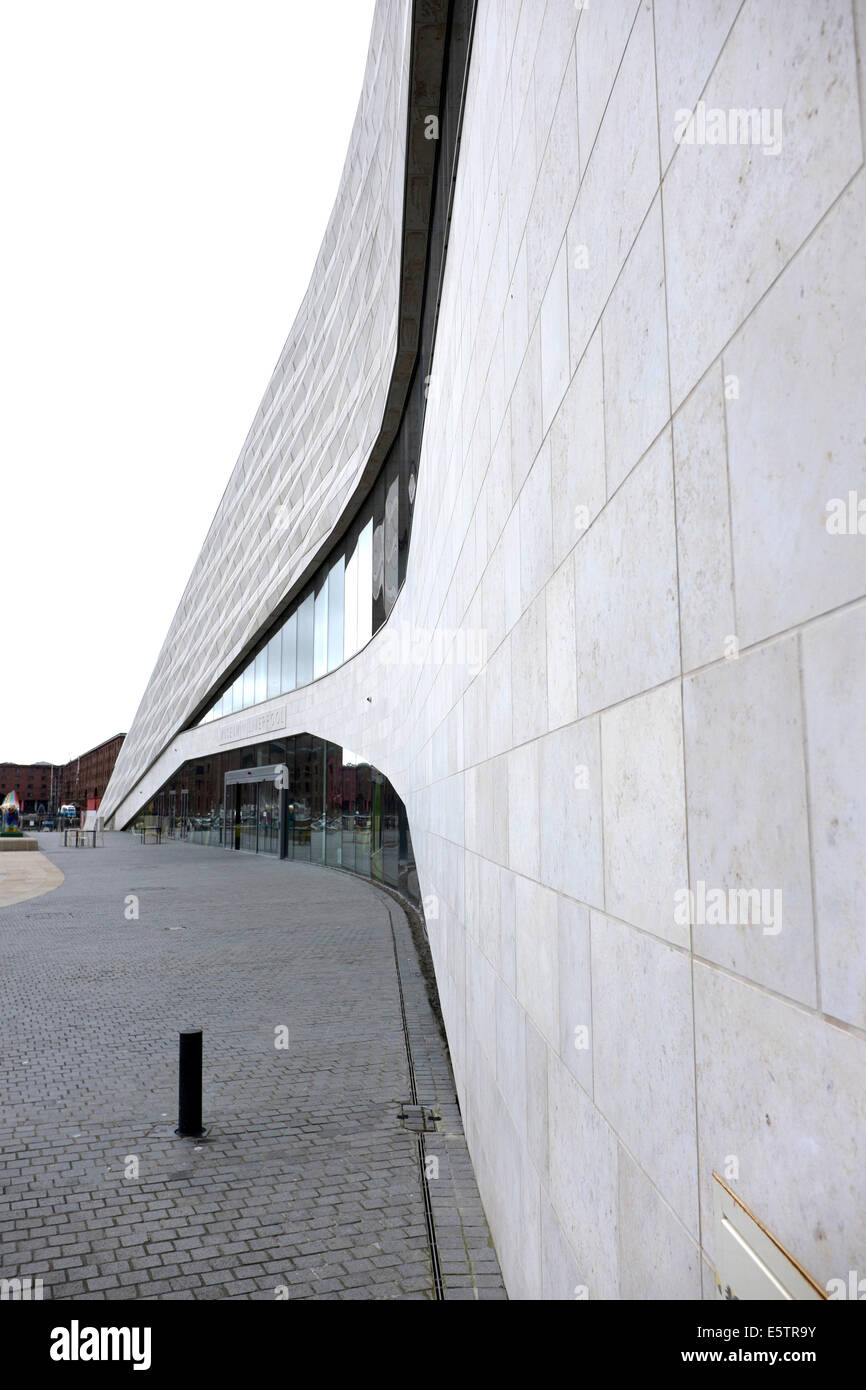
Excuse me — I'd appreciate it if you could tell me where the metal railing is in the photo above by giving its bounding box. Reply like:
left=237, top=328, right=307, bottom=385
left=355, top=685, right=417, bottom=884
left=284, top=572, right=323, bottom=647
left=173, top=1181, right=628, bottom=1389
left=62, top=826, right=104, bottom=848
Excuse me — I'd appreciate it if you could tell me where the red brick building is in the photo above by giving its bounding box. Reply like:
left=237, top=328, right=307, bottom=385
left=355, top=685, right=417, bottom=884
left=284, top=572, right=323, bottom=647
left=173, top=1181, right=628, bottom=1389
left=59, top=734, right=126, bottom=814
left=0, top=761, right=57, bottom=813
left=0, top=734, right=126, bottom=817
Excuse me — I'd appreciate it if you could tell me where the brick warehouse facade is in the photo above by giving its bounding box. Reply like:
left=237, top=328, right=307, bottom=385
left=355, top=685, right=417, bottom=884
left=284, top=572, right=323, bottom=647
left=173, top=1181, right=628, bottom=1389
left=0, top=761, right=56, bottom=814
left=58, top=733, right=126, bottom=815
left=1, top=734, right=125, bottom=816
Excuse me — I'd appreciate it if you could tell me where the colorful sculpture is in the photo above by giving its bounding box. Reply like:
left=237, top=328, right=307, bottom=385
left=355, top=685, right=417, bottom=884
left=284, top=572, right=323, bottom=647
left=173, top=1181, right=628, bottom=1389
left=1, top=789, right=21, bottom=834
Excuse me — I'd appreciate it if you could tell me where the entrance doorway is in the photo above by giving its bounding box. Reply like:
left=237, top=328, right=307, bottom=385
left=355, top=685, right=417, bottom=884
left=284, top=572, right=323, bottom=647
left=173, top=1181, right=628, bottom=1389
left=257, top=781, right=279, bottom=855
left=238, top=782, right=258, bottom=853
left=224, top=765, right=287, bottom=858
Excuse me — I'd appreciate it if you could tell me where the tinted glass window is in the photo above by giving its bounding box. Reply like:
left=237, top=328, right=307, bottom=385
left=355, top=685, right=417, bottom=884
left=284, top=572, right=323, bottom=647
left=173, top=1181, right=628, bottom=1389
left=370, top=771, right=384, bottom=882
left=344, top=535, right=359, bottom=661
left=266, top=631, right=282, bottom=699
left=340, top=748, right=358, bottom=872
left=357, top=517, right=373, bottom=648
left=139, top=734, right=419, bottom=906
left=353, top=759, right=371, bottom=878
left=313, top=577, right=328, bottom=681
left=384, top=465, right=399, bottom=614
left=308, top=736, right=325, bottom=862
left=281, top=611, right=297, bottom=692
left=254, top=649, right=267, bottom=705
left=296, top=592, right=314, bottom=687
left=382, top=774, right=399, bottom=888
left=325, top=742, right=342, bottom=866
left=371, top=475, right=385, bottom=634
left=291, top=734, right=312, bottom=862
left=327, top=555, right=344, bottom=672
left=242, top=661, right=255, bottom=709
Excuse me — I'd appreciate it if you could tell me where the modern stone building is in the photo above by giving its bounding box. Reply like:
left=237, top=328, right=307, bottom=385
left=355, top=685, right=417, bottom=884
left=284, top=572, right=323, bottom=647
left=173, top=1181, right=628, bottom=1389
left=100, top=0, right=866, bottom=1299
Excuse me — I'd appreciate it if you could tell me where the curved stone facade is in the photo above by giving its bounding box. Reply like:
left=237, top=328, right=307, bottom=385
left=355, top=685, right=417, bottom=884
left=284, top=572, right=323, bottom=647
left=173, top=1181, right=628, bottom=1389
left=104, top=0, right=866, bottom=1299
left=105, top=0, right=412, bottom=807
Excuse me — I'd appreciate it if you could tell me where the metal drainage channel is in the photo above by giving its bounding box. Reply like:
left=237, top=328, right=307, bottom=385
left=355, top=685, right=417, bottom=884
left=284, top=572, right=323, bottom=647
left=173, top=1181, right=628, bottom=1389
left=384, top=900, right=445, bottom=1301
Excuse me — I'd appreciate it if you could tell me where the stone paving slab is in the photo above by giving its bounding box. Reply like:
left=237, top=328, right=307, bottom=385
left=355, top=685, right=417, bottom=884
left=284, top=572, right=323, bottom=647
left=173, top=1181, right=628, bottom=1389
left=0, top=832, right=505, bottom=1300
left=0, top=849, right=64, bottom=908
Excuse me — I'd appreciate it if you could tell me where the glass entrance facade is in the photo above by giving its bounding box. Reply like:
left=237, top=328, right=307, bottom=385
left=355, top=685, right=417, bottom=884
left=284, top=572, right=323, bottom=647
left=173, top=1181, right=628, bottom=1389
left=238, top=782, right=258, bottom=854
left=132, top=732, right=420, bottom=907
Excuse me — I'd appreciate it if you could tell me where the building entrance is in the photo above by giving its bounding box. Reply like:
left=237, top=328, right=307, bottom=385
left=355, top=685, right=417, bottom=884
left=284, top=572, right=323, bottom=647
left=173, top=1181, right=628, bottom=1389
left=224, top=765, right=287, bottom=858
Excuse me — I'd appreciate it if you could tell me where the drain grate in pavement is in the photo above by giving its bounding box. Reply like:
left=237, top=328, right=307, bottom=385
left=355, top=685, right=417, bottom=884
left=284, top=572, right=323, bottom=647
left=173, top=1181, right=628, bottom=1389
left=399, top=1103, right=439, bottom=1133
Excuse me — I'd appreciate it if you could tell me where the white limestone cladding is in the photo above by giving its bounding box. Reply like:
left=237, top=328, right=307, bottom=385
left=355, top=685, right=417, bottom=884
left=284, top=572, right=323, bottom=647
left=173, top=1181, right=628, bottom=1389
left=103, top=0, right=866, bottom=1300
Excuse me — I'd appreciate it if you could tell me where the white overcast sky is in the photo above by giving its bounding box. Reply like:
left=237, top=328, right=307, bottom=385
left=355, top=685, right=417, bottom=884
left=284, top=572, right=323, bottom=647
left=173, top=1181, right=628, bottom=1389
left=0, top=0, right=376, bottom=765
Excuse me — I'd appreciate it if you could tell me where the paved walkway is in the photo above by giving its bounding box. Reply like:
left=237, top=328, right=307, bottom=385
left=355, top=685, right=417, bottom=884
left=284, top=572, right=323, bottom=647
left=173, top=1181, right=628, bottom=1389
left=0, top=847, right=64, bottom=908
left=0, top=832, right=504, bottom=1300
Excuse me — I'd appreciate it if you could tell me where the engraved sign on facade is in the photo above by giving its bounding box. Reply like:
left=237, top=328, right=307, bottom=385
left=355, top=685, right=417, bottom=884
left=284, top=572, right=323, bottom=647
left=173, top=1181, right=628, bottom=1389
left=218, top=707, right=287, bottom=746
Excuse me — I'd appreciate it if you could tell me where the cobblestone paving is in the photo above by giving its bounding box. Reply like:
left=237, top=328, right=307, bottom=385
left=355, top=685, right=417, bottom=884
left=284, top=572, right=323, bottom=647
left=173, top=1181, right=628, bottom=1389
left=0, top=833, right=505, bottom=1300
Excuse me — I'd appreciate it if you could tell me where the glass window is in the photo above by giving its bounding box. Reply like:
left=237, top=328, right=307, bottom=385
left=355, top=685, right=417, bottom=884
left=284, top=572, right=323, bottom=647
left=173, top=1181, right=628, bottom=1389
left=238, top=779, right=257, bottom=852
left=257, top=778, right=279, bottom=855
left=344, top=536, right=359, bottom=662
left=230, top=673, right=243, bottom=714
left=282, top=735, right=296, bottom=858
left=371, top=476, right=385, bottom=634
left=325, top=742, right=342, bottom=866
left=382, top=775, right=399, bottom=888
left=384, top=465, right=399, bottom=614
left=296, top=592, right=314, bottom=687
left=281, top=611, right=297, bottom=692
left=306, top=735, right=325, bottom=863
left=340, top=748, right=358, bottom=872
left=143, top=740, right=419, bottom=907
left=254, top=649, right=267, bottom=705
left=313, top=575, right=328, bottom=680
left=370, top=770, right=384, bottom=882
left=400, top=805, right=420, bottom=905
left=398, top=390, right=416, bottom=589
left=266, top=739, right=286, bottom=768
left=354, top=759, right=372, bottom=878
left=242, top=661, right=255, bottom=709
left=327, top=555, right=344, bottom=672
left=266, top=631, right=282, bottom=699
left=356, top=517, right=373, bottom=648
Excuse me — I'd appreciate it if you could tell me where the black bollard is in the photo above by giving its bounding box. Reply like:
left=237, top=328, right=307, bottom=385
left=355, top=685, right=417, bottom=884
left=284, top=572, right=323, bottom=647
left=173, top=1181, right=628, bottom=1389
left=176, top=1029, right=204, bottom=1136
